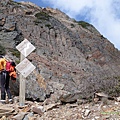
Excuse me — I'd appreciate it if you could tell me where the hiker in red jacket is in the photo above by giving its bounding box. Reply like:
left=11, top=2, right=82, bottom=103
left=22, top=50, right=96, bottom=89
left=0, top=55, right=12, bottom=103
left=0, top=55, right=17, bottom=103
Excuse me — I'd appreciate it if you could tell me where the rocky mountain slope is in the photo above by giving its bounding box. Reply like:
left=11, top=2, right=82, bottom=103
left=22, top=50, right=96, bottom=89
left=0, top=0, right=120, bottom=103
left=1, top=96, right=120, bottom=120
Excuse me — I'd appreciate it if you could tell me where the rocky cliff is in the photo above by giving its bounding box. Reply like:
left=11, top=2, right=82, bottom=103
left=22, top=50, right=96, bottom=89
left=0, top=0, right=120, bottom=103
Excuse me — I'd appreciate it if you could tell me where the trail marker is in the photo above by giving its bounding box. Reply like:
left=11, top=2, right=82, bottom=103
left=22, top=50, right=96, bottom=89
left=16, top=38, right=35, bottom=57
left=16, top=38, right=36, bottom=106
left=15, top=58, right=35, bottom=78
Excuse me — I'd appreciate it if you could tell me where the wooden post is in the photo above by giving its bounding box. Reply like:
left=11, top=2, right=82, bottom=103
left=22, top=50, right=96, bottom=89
left=19, top=53, right=25, bottom=106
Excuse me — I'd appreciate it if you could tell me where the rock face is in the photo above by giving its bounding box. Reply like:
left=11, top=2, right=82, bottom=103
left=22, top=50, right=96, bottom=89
left=0, top=0, right=120, bottom=102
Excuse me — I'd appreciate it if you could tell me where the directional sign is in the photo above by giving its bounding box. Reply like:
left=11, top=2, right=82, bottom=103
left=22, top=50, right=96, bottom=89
left=16, top=38, right=36, bottom=106
left=15, top=58, right=36, bottom=78
left=16, top=38, right=35, bottom=57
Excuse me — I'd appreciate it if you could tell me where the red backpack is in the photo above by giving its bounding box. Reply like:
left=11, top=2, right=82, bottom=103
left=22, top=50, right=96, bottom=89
left=6, top=61, right=11, bottom=72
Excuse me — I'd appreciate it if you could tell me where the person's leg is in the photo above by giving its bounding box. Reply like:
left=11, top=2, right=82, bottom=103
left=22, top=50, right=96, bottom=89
left=5, top=71, right=12, bottom=100
left=0, top=71, right=6, bottom=100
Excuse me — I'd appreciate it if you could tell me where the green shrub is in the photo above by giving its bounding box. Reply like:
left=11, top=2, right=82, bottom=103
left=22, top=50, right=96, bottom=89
left=15, top=60, right=20, bottom=64
left=77, top=21, right=91, bottom=28
left=71, top=24, right=75, bottom=28
left=35, top=12, right=51, bottom=21
left=8, top=0, right=21, bottom=5
left=45, top=24, right=53, bottom=29
left=9, top=48, right=20, bottom=58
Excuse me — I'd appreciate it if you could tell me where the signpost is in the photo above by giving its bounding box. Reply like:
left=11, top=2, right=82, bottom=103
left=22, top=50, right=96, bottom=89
left=15, top=58, right=36, bottom=78
left=16, top=38, right=36, bottom=106
left=16, top=38, right=35, bottom=57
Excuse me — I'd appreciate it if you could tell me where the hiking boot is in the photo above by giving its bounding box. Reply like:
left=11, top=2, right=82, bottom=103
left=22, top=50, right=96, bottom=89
left=8, top=99, right=13, bottom=103
left=0, top=99, right=6, bottom=104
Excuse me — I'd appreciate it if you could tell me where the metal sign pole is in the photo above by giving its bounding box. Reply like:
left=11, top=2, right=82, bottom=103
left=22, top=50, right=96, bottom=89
left=19, top=53, right=25, bottom=106
left=16, top=38, right=36, bottom=106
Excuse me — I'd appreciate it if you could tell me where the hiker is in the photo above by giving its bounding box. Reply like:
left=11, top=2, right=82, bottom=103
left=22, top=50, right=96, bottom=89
left=0, top=55, right=12, bottom=103
left=0, top=56, right=16, bottom=103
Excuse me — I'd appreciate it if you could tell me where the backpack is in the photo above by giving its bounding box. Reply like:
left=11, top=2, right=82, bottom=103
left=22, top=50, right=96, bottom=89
left=9, top=61, right=17, bottom=81
left=6, top=61, right=11, bottom=72
left=0, top=58, right=6, bottom=71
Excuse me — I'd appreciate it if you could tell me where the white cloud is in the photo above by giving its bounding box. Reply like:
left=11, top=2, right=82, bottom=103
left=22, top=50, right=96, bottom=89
left=42, top=0, right=120, bottom=50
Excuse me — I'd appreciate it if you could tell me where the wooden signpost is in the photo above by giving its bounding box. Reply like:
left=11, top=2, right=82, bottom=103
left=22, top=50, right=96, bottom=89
left=16, top=38, right=36, bottom=106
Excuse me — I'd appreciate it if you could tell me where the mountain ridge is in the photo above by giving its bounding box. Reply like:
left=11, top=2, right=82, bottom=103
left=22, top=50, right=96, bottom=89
left=0, top=0, right=120, bottom=102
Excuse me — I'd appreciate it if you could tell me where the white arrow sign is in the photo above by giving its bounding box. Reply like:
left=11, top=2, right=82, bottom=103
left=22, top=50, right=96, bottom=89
left=16, top=38, right=35, bottom=57
left=15, top=58, right=36, bottom=78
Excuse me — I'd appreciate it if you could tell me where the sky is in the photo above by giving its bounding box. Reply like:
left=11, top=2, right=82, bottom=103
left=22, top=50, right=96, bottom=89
left=14, top=0, right=120, bottom=50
